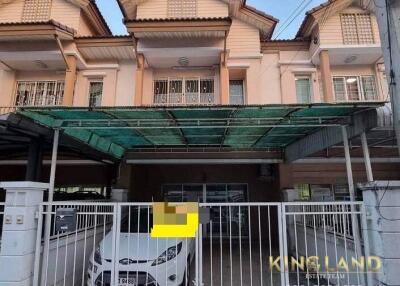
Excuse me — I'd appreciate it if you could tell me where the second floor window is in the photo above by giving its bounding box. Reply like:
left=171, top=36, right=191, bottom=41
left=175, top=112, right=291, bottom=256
left=88, top=81, right=103, bottom=107
left=168, top=0, right=197, bottom=18
left=229, top=80, right=245, bottom=105
left=333, top=76, right=378, bottom=101
left=15, top=81, right=64, bottom=106
left=295, top=76, right=312, bottom=104
left=341, top=13, right=374, bottom=45
left=154, top=78, right=214, bottom=105
left=22, top=0, right=52, bottom=22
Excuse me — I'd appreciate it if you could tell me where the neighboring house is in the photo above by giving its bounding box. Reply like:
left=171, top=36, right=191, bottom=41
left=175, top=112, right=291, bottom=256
left=0, top=0, right=397, bottom=198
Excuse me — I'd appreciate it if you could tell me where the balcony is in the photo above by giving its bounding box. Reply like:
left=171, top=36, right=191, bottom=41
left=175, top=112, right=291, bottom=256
left=15, top=81, right=64, bottom=107
left=153, top=78, right=215, bottom=106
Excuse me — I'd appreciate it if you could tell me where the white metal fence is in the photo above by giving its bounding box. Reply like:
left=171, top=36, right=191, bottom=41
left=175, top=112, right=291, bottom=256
left=0, top=202, right=4, bottom=252
left=32, top=201, right=370, bottom=286
left=282, top=202, right=371, bottom=286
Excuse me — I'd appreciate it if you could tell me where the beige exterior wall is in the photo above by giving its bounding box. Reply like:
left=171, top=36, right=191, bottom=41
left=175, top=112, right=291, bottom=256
left=0, top=70, right=16, bottom=107
left=319, top=6, right=381, bottom=46
left=74, top=68, right=119, bottom=107
left=227, top=19, right=261, bottom=58
left=50, top=0, right=81, bottom=31
left=0, top=0, right=24, bottom=23
left=115, top=62, right=137, bottom=106
left=78, top=14, right=98, bottom=37
left=136, top=0, right=228, bottom=19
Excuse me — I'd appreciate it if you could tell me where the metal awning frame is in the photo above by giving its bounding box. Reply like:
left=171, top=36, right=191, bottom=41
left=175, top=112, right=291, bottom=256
left=17, top=103, right=385, bottom=159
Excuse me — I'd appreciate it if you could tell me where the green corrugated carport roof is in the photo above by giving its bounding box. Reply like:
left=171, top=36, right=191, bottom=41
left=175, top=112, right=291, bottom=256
left=17, top=103, right=383, bottom=159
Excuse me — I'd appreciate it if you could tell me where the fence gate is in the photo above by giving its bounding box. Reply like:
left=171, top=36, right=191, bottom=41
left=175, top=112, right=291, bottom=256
left=281, top=202, right=372, bottom=286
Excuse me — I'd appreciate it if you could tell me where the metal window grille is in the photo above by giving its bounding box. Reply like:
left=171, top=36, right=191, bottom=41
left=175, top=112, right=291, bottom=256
left=153, top=78, right=214, bottom=105
left=88, top=81, right=103, bottom=107
left=361, top=76, right=378, bottom=100
left=341, top=13, right=374, bottom=45
left=333, top=78, right=346, bottom=101
left=295, top=76, right=312, bottom=104
left=15, top=81, right=64, bottom=106
left=333, top=76, right=377, bottom=102
left=22, top=0, right=52, bottom=22
left=168, top=0, right=197, bottom=18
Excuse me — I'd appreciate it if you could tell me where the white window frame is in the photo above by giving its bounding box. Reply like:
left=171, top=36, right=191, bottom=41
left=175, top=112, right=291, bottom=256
left=332, top=75, right=378, bottom=102
left=295, top=75, right=313, bottom=104
left=153, top=77, right=215, bottom=105
left=229, top=79, right=246, bottom=105
left=88, top=80, right=104, bottom=108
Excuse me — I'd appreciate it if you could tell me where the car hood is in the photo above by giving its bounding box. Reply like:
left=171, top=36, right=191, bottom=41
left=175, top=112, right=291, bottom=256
left=100, top=232, right=192, bottom=261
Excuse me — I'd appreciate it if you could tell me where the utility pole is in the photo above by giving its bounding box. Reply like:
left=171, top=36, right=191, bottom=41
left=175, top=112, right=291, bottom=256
left=366, top=0, right=400, bottom=156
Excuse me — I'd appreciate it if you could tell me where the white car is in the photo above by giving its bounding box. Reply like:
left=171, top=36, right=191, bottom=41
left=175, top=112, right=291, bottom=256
left=87, top=208, right=195, bottom=286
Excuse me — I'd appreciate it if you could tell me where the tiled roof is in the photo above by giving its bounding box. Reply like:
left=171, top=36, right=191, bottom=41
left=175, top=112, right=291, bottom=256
left=0, top=20, right=76, bottom=34
left=124, top=17, right=232, bottom=23
left=75, top=35, right=131, bottom=40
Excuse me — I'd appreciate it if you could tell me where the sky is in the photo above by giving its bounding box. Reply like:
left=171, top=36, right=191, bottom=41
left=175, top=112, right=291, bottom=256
left=96, top=0, right=327, bottom=39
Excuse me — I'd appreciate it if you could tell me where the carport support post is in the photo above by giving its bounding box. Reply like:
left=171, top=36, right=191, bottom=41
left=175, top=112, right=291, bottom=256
left=361, top=132, right=374, bottom=182
left=341, top=126, right=366, bottom=285
left=38, top=129, right=59, bottom=285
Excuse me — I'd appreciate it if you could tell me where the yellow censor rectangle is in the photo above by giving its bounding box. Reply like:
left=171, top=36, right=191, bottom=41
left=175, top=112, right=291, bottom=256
left=151, top=202, right=199, bottom=238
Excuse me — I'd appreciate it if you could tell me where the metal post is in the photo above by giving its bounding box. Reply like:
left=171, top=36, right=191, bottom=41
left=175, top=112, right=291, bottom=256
left=48, top=129, right=60, bottom=203
left=40, top=129, right=59, bottom=284
left=361, top=132, right=374, bottom=182
left=341, top=126, right=366, bottom=285
left=342, top=126, right=356, bottom=201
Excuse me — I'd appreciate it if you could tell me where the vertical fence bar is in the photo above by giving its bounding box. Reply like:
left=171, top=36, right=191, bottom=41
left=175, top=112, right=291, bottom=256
left=33, top=204, right=44, bottom=286
left=278, top=204, right=287, bottom=286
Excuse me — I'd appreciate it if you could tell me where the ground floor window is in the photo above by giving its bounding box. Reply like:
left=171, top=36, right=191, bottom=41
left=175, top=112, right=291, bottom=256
left=295, top=184, right=362, bottom=201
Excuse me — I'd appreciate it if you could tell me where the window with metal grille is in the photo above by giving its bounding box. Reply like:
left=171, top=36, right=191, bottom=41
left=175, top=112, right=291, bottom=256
left=168, top=0, right=197, bottom=18
left=153, top=77, right=214, bottom=105
left=341, top=13, right=374, bottom=44
left=15, top=81, right=64, bottom=106
left=88, top=81, right=103, bottom=107
left=22, top=0, right=52, bottom=22
left=333, top=76, right=378, bottom=101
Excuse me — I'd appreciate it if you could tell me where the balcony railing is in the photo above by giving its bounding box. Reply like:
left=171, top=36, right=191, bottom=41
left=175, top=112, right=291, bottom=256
left=154, top=92, right=215, bottom=105
left=15, top=81, right=64, bottom=107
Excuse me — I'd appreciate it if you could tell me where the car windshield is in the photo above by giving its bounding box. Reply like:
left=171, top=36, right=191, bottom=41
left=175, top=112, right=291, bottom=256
left=120, top=208, right=153, bottom=233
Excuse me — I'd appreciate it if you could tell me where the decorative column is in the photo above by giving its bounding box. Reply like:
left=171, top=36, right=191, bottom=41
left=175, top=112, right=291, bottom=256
left=62, top=55, right=77, bottom=106
left=135, top=54, right=145, bottom=106
left=0, top=181, right=48, bottom=286
left=319, top=50, right=334, bottom=103
left=220, top=52, right=229, bottom=105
